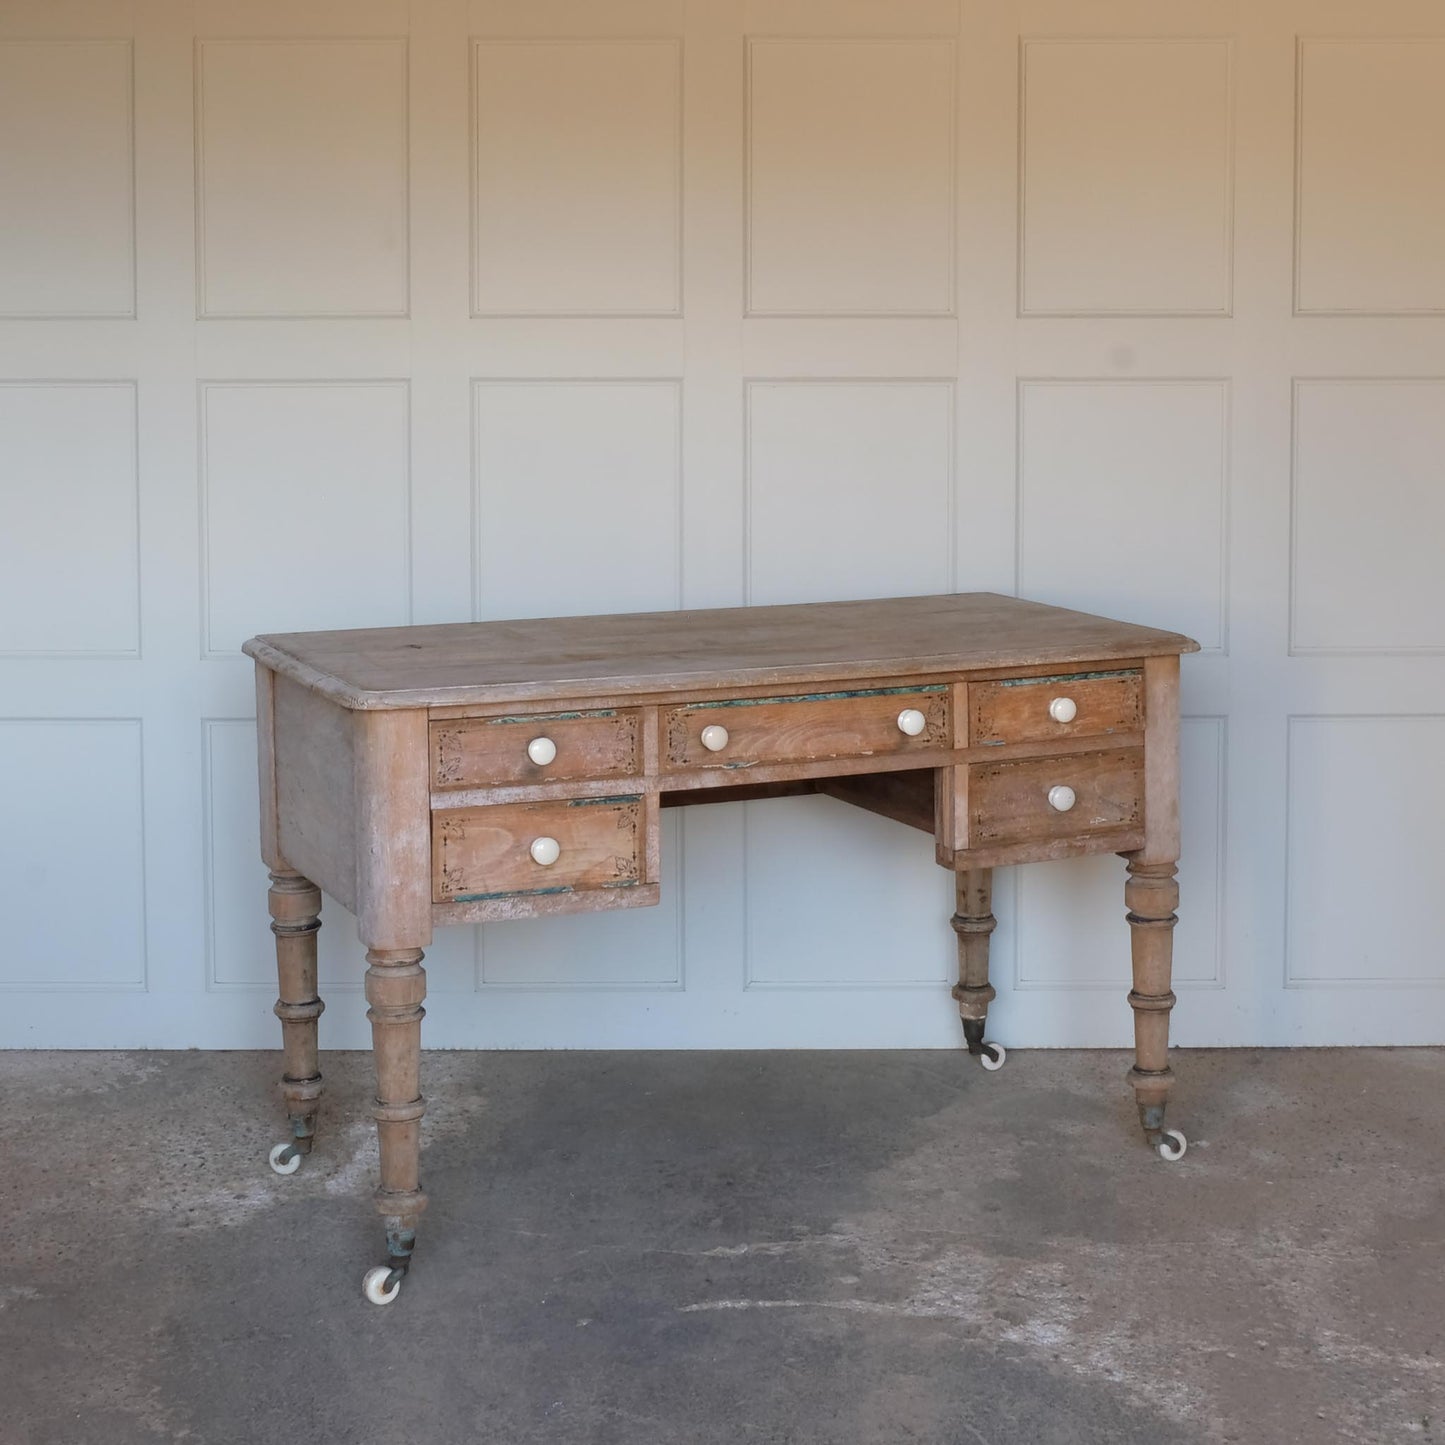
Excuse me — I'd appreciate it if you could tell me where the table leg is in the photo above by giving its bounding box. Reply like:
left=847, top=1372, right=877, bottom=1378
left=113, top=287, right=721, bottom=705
left=362, top=946, right=428, bottom=1304
left=266, top=870, right=324, bottom=1175
left=951, top=868, right=1005, bottom=1070
left=1125, top=857, right=1186, bottom=1160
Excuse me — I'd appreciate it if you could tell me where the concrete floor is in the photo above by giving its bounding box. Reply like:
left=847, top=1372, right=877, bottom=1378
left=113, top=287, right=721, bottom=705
left=1, top=1049, right=1441, bottom=1445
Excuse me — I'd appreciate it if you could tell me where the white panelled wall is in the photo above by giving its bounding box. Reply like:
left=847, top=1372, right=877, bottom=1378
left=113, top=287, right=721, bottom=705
left=2, top=0, right=1443, bottom=1048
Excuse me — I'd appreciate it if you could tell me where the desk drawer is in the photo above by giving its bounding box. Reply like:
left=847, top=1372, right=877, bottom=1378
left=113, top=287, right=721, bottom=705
left=432, top=795, right=645, bottom=903
left=664, top=686, right=948, bottom=770
left=969, top=670, right=1141, bottom=747
left=968, top=747, right=1143, bottom=847
left=431, top=710, right=641, bottom=790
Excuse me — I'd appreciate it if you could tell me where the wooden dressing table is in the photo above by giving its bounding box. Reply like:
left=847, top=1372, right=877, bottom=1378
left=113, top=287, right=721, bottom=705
left=244, top=593, right=1199, bottom=1305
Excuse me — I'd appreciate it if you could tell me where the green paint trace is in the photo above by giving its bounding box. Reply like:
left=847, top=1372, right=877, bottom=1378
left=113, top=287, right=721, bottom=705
left=487, top=709, right=617, bottom=725
left=451, top=879, right=639, bottom=903
left=684, top=684, right=945, bottom=711
left=996, top=669, right=1139, bottom=687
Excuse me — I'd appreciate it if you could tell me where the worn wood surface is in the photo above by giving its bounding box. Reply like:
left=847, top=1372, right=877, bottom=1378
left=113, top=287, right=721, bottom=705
left=272, top=674, right=357, bottom=912
left=664, top=685, right=948, bottom=768
left=1125, top=653, right=1185, bottom=1142
left=432, top=795, right=647, bottom=903
left=816, top=772, right=934, bottom=833
left=969, top=669, right=1142, bottom=747
left=254, top=664, right=284, bottom=871
left=243, top=593, right=1199, bottom=710
left=433, top=882, right=662, bottom=926
left=967, top=747, right=1144, bottom=849
left=431, top=709, right=642, bottom=790
left=354, top=709, right=433, bottom=952
left=951, top=869, right=997, bottom=1053
left=364, top=945, right=428, bottom=1258
left=1125, top=859, right=1180, bottom=1141
left=268, top=870, right=324, bottom=1151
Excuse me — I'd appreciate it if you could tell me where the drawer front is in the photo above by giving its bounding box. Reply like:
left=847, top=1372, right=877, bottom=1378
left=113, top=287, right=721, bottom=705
left=664, top=686, right=948, bottom=769
left=969, top=669, right=1141, bottom=747
left=431, top=709, right=641, bottom=789
left=969, top=748, right=1143, bottom=847
left=432, top=795, right=645, bottom=902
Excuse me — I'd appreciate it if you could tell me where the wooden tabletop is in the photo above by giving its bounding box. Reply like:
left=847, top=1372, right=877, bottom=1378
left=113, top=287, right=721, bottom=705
left=243, top=593, right=1200, bottom=710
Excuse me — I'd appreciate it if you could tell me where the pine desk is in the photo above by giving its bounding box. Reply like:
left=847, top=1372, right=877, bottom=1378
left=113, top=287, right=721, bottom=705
left=244, top=593, right=1199, bottom=1305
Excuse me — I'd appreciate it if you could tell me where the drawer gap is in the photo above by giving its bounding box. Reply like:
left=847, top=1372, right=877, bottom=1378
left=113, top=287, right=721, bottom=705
left=684, top=683, right=945, bottom=710
left=995, top=669, right=1140, bottom=686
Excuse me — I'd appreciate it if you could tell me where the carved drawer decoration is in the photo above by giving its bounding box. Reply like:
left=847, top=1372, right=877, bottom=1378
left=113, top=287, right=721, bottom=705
left=430, top=709, right=641, bottom=790
left=432, top=795, right=645, bottom=903
left=664, top=685, right=948, bottom=769
left=967, top=747, right=1144, bottom=848
left=969, top=668, right=1142, bottom=747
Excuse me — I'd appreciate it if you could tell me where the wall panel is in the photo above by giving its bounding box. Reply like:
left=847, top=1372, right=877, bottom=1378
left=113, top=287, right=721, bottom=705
left=1292, top=379, right=1445, bottom=654
left=0, top=0, right=1439, bottom=1048
left=1296, top=39, right=1445, bottom=314
left=746, top=38, right=956, bottom=316
left=1020, top=39, right=1232, bottom=316
left=0, top=720, right=146, bottom=990
left=196, top=38, right=409, bottom=317
left=0, top=40, right=134, bottom=317
left=0, top=383, right=139, bottom=656
left=471, top=40, right=682, bottom=316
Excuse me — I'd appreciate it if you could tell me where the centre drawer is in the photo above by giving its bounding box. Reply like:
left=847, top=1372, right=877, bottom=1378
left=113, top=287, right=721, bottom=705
left=431, top=709, right=641, bottom=790
left=664, top=686, right=949, bottom=769
left=969, top=669, right=1141, bottom=747
left=432, top=795, right=645, bottom=903
left=968, top=747, right=1144, bottom=847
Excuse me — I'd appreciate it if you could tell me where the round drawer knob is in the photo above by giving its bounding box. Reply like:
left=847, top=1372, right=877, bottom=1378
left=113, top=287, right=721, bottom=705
left=1049, top=696, right=1078, bottom=724
left=700, top=724, right=730, bottom=752
left=529, top=836, right=561, bottom=867
left=896, top=708, right=927, bottom=737
left=526, top=736, right=558, bottom=766
left=1047, top=785, right=1077, bottom=813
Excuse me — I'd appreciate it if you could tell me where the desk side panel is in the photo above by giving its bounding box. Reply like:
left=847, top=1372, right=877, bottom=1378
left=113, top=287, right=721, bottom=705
left=254, top=663, right=283, bottom=871
left=355, top=708, right=432, bottom=950
left=272, top=673, right=358, bottom=912
left=1140, top=653, right=1182, bottom=865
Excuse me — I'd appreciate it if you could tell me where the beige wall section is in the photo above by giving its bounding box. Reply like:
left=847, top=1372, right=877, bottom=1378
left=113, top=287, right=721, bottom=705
left=1, top=0, right=1442, bottom=1047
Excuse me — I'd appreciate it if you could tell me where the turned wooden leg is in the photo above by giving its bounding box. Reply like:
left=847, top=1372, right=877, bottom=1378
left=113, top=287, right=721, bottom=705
left=365, top=947, right=428, bottom=1280
left=951, top=868, right=1003, bottom=1068
left=1125, top=857, right=1181, bottom=1153
left=268, top=871, right=324, bottom=1167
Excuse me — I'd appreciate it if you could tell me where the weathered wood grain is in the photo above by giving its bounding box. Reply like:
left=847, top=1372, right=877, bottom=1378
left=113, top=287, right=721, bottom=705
left=969, top=669, right=1142, bottom=747
left=354, top=708, right=432, bottom=952
left=243, top=593, right=1199, bottom=710
left=431, top=709, right=641, bottom=790
left=967, top=747, right=1144, bottom=848
left=664, top=685, right=948, bottom=769
left=272, top=675, right=357, bottom=912
left=816, top=771, right=934, bottom=833
left=432, top=795, right=646, bottom=903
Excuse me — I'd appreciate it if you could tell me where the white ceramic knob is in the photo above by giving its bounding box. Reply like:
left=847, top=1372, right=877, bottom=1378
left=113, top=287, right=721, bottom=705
left=896, top=708, right=927, bottom=737
left=1047, top=785, right=1077, bottom=813
left=526, top=736, right=557, bottom=766
left=700, top=724, right=730, bottom=753
left=1049, top=696, right=1078, bottom=724
left=529, top=835, right=561, bottom=866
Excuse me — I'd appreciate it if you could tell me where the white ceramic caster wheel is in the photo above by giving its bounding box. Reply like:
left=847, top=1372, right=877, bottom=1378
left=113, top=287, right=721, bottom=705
left=979, top=1042, right=1006, bottom=1072
left=1156, top=1127, right=1188, bottom=1162
left=363, top=1266, right=402, bottom=1305
left=268, top=1142, right=301, bottom=1175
